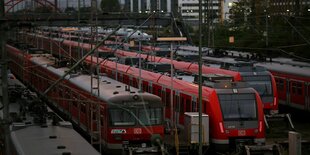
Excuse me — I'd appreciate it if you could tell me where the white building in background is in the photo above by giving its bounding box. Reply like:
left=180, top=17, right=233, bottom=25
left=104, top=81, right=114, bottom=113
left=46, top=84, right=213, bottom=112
left=222, top=0, right=238, bottom=20
left=178, top=0, right=239, bottom=25
left=123, top=0, right=176, bottom=13
left=178, top=0, right=222, bottom=24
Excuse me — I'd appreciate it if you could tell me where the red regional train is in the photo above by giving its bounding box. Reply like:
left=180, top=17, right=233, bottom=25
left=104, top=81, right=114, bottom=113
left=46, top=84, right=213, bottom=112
left=17, top=33, right=266, bottom=152
left=101, top=45, right=279, bottom=114
left=7, top=44, right=165, bottom=154
left=202, top=54, right=310, bottom=113
left=256, top=61, right=310, bottom=112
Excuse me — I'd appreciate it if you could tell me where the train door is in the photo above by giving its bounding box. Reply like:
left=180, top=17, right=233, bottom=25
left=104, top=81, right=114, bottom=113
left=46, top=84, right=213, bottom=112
left=290, top=80, right=305, bottom=107
left=191, top=96, right=197, bottom=112
left=152, top=84, right=162, bottom=97
left=100, top=106, right=108, bottom=144
left=178, top=93, right=192, bottom=125
left=306, top=82, right=310, bottom=111
left=142, top=81, right=149, bottom=92
left=165, top=88, right=172, bottom=120
left=148, top=82, right=153, bottom=94
left=275, top=77, right=287, bottom=103
left=174, top=91, right=180, bottom=125
left=286, top=79, right=290, bottom=104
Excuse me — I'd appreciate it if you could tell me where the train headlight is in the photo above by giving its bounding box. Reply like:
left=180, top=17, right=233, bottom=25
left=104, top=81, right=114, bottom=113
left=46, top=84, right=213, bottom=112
left=133, top=95, right=140, bottom=100
left=254, top=129, right=258, bottom=134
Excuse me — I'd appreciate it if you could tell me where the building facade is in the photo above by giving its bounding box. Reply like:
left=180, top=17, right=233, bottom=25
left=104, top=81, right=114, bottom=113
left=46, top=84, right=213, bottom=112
left=123, top=0, right=176, bottom=13
left=268, top=0, right=310, bottom=16
left=179, top=0, right=224, bottom=24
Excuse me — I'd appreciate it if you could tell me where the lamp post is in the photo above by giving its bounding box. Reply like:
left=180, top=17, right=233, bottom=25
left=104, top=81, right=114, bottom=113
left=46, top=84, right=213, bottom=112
left=264, top=9, right=268, bottom=47
left=199, top=0, right=203, bottom=154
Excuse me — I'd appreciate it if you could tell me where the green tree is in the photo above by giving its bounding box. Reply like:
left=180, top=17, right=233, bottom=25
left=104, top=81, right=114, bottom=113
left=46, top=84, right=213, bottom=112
left=100, top=0, right=120, bottom=12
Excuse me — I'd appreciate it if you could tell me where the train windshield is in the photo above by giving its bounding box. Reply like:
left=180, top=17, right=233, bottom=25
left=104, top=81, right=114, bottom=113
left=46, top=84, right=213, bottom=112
left=138, top=108, right=163, bottom=126
left=109, top=107, right=163, bottom=126
left=109, top=109, right=136, bottom=126
left=242, top=75, right=273, bottom=96
left=218, top=94, right=257, bottom=121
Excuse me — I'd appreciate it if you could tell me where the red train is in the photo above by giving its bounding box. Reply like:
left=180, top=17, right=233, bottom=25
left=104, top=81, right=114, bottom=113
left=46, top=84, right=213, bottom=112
left=257, top=61, right=310, bottom=112
left=111, top=46, right=278, bottom=114
left=18, top=32, right=266, bottom=152
left=7, top=44, right=165, bottom=154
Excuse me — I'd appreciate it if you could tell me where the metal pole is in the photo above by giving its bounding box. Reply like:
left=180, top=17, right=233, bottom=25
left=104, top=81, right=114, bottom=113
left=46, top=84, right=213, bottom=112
left=266, top=12, right=268, bottom=47
left=78, top=0, right=80, bottom=22
left=139, top=40, right=142, bottom=91
left=0, top=1, right=11, bottom=153
left=198, top=0, right=203, bottom=154
left=265, top=0, right=269, bottom=48
left=170, top=43, right=174, bottom=125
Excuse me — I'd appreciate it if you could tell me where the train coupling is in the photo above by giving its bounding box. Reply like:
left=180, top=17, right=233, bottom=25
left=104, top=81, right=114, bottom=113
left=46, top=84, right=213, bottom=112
left=244, top=144, right=282, bottom=155
left=122, top=142, right=165, bottom=155
left=264, top=113, right=295, bottom=131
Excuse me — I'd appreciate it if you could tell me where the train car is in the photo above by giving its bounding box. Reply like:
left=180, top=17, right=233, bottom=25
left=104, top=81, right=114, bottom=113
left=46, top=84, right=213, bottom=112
left=13, top=35, right=266, bottom=153
left=201, top=56, right=278, bottom=114
left=7, top=44, right=165, bottom=154
left=256, top=61, right=310, bottom=112
left=110, top=47, right=279, bottom=114
left=87, top=51, right=266, bottom=152
left=104, top=42, right=278, bottom=114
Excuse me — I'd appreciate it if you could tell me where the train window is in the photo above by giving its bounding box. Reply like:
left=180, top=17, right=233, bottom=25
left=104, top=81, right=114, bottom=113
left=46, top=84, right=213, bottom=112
left=192, top=101, right=197, bottom=112
left=143, top=83, right=148, bottom=92
left=175, top=95, right=180, bottom=112
left=80, top=103, right=86, bottom=113
left=202, top=101, right=207, bottom=114
left=186, top=99, right=191, bottom=112
left=175, top=97, right=179, bottom=112
left=149, top=85, right=152, bottom=93
left=132, top=78, right=138, bottom=88
left=292, top=82, right=303, bottom=95
left=166, top=91, right=171, bottom=107
left=138, top=108, right=162, bottom=125
left=100, top=115, right=104, bottom=126
left=218, top=94, right=257, bottom=121
left=179, top=97, right=184, bottom=113
left=92, top=112, right=97, bottom=120
left=109, top=109, right=136, bottom=126
left=276, top=78, right=285, bottom=90
left=157, top=89, right=162, bottom=97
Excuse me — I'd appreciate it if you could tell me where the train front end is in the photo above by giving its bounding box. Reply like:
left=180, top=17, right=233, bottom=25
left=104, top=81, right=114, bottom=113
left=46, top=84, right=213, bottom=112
left=209, top=82, right=265, bottom=152
left=106, top=93, right=164, bottom=154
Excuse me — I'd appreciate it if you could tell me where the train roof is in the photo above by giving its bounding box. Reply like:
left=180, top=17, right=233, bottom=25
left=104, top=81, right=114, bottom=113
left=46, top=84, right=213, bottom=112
left=30, top=55, right=161, bottom=105
left=11, top=122, right=100, bottom=155
left=112, top=48, right=242, bottom=81
left=177, top=45, right=209, bottom=52
left=271, top=57, right=310, bottom=68
left=176, top=50, right=199, bottom=56
left=203, top=56, right=254, bottom=65
left=256, top=62, right=310, bottom=78
left=97, top=57, right=258, bottom=99
left=7, top=80, right=99, bottom=155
